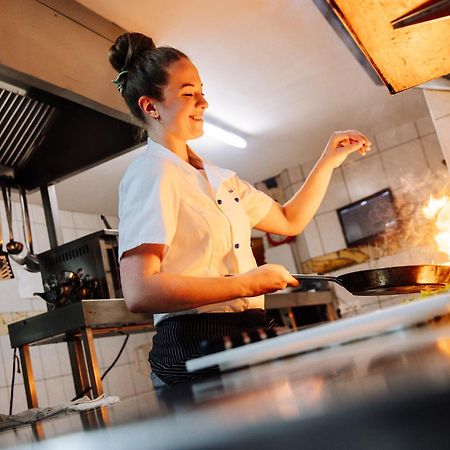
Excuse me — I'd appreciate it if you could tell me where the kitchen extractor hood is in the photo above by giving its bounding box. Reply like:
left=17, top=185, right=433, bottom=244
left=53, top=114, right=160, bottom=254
left=314, top=0, right=450, bottom=94
left=0, top=82, right=142, bottom=190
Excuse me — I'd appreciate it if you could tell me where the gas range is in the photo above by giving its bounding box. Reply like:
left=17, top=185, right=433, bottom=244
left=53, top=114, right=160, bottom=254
left=187, top=292, right=450, bottom=373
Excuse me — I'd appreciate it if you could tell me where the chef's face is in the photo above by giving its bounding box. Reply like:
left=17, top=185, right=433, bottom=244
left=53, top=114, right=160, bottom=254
left=153, top=58, right=208, bottom=142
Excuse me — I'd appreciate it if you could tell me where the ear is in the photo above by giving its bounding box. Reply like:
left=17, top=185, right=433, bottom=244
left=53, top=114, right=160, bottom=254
left=138, top=96, right=159, bottom=118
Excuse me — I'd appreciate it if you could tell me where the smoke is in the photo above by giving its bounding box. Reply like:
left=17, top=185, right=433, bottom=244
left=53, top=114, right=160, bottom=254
left=368, top=168, right=450, bottom=266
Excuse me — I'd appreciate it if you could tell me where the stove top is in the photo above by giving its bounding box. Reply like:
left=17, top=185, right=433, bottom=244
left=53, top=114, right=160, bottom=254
left=187, top=292, right=450, bottom=372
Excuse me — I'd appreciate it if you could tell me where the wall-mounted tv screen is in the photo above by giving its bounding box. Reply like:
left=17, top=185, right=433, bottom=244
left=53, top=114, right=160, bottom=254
left=337, top=188, right=397, bottom=247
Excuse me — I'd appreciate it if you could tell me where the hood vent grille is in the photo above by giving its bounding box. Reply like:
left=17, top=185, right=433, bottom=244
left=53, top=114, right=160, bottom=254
left=0, top=88, right=58, bottom=170
left=0, top=81, right=140, bottom=191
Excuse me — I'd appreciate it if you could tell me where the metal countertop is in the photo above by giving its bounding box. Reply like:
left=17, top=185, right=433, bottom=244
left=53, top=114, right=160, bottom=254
left=4, top=296, right=450, bottom=449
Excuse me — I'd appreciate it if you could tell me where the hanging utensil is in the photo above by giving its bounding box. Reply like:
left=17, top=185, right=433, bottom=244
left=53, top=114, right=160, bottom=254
left=20, top=188, right=40, bottom=273
left=9, top=197, right=27, bottom=267
left=1, top=186, right=23, bottom=255
left=292, top=265, right=450, bottom=296
left=0, top=194, right=14, bottom=280
left=10, top=188, right=40, bottom=272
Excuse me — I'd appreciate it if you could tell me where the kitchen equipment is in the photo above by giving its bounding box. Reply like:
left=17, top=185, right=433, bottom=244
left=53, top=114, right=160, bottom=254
left=292, top=265, right=450, bottom=296
left=314, top=0, right=450, bottom=93
left=1, top=186, right=23, bottom=254
left=35, top=270, right=81, bottom=307
left=391, top=0, right=450, bottom=29
left=187, top=290, right=450, bottom=373
left=200, top=327, right=291, bottom=355
left=0, top=83, right=138, bottom=192
left=10, top=188, right=39, bottom=272
left=35, top=269, right=102, bottom=309
left=37, top=229, right=122, bottom=310
left=0, top=196, right=14, bottom=280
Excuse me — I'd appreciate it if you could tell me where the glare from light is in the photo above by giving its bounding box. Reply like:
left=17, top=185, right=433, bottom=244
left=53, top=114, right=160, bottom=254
left=203, top=122, right=247, bottom=149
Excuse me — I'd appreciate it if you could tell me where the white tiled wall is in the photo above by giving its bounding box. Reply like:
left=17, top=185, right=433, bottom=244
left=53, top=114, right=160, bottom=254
left=0, top=207, right=154, bottom=414
left=258, top=114, right=446, bottom=318
left=380, top=140, right=428, bottom=190
left=341, top=154, right=388, bottom=201
left=424, top=90, right=450, bottom=170
left=315, top=211, right=346, bottom=254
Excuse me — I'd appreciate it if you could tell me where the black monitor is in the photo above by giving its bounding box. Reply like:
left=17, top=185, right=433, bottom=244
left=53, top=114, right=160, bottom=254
left=337, top=188, right=397, bottom=247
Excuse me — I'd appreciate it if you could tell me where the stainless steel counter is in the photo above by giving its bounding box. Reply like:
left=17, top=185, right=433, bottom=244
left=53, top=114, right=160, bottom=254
left=6, top=294, right=334, bottom=410
left=3, top=295, right=450, bottom=449
left=7, top=299, right=154, bottom=409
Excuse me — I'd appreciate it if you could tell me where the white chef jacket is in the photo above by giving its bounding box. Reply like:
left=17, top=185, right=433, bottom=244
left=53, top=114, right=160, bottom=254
left=119, top=139, right=274, bottom=324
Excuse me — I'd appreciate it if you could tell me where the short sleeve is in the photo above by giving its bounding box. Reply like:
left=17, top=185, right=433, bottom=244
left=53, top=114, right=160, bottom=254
left=235, top=177, right=274, bottom=227
left=118, top=160, right=180, bottom=260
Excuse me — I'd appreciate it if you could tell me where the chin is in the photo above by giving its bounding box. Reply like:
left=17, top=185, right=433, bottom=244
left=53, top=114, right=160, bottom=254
left=189, top=130, right=204, bottom=140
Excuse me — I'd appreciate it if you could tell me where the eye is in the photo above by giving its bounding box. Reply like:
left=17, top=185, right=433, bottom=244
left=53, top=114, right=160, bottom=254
left=183, top=93, right=193, bottom=97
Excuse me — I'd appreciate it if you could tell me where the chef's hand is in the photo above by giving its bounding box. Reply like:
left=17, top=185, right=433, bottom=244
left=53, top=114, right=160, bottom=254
left=320, top=130, right=371, bottom=169
left=238, top=264, right=299, bottom=296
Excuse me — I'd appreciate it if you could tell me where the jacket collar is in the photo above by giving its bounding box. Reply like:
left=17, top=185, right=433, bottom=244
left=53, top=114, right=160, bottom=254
left=147, top=139, right=235, bottom=194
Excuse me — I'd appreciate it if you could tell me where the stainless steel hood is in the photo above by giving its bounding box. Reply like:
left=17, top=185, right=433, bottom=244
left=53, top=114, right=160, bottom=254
left=0, top=86, right=58, bottom=171
left=0, top=82, right=141, bottom=190
left=314, top=0, right=450, bottom=94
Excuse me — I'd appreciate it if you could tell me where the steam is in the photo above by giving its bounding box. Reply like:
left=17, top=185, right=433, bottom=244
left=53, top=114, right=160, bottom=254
left=368, top=168, right=450, bottom=267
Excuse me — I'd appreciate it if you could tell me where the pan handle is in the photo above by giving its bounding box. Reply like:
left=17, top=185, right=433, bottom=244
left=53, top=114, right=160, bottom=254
left=291, top=273, right=345, bottom=288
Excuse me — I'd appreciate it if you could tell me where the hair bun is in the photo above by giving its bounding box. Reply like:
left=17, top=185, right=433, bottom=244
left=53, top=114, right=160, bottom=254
left=109, top=32, right=156, bottom=72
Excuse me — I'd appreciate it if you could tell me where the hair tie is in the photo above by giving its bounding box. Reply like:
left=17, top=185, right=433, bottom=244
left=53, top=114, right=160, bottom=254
left=112, top=70, right=128, bottom=93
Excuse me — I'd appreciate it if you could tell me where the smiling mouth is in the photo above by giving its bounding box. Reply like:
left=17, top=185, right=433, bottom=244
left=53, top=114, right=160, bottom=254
left=189, top=115, right=203, bottom=121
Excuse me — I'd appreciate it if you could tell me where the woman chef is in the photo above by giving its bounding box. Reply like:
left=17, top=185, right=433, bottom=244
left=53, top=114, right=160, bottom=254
left=109, top=32, right=371, bottom=387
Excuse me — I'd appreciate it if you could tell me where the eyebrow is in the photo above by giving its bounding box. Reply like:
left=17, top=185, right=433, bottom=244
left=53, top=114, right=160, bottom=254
left=179, top=83, right=203, bottom=89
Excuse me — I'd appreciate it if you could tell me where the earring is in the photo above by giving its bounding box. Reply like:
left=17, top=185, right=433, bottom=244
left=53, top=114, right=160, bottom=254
left=149, top=109, right=160, bottom=120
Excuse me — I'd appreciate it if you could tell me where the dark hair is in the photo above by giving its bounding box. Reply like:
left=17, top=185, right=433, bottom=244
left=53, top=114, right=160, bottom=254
left=108, top=32, right=187, bottom=124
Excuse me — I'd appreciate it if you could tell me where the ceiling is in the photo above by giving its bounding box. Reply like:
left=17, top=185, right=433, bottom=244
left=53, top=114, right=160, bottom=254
left=29, top=0, right=432, bottom=216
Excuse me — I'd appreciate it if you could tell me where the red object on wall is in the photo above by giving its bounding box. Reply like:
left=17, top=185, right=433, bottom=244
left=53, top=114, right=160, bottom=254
left=266, top=233, right=296, bottom=247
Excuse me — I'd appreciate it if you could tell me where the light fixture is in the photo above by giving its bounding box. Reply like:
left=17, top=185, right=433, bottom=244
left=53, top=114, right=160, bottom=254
left=203, top=121, right=247, bottom=149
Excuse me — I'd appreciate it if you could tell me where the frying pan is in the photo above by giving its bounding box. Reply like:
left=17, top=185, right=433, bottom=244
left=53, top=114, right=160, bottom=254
left=292, top=265, right=450, bottom=296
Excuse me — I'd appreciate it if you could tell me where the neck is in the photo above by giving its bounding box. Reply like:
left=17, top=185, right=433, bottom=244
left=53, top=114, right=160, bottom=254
left=148, top=131, right=204, bottom=169
left=148, top=131, right=189, bottom=162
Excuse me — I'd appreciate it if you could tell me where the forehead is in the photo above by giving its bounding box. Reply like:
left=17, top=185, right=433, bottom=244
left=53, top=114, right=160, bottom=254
left=166, top=58, right=202, bottom=88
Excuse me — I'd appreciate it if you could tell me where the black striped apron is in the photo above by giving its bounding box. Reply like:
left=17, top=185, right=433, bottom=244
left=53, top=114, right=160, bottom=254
left=149, top=309, right=276, bottom=386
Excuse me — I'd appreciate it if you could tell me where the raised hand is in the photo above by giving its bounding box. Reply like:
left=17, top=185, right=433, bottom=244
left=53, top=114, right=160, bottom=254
left=320, top=130, right=371, bottom=168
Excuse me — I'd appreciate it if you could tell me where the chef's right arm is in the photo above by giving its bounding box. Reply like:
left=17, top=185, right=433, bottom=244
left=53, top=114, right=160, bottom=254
left=120, top=245, right=298, bottom=314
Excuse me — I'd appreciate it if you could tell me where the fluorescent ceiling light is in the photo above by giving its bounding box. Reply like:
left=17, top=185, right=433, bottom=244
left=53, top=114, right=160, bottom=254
left=203, top=122, right=247, bottom=148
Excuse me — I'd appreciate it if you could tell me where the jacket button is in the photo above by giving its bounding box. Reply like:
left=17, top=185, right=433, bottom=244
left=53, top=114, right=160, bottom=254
left=234, top=197, right=239, bottom=202
left=217, top=199, right=222, bottom=205
left=234, top=243, right=240, bottom=249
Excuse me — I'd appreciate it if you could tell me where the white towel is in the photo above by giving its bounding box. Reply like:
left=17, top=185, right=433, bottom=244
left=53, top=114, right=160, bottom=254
left=0, top=395, right=120, bottom=430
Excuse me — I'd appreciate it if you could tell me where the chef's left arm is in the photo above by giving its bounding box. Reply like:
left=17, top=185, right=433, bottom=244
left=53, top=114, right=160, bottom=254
left=255, top=130, right=371, bottom=236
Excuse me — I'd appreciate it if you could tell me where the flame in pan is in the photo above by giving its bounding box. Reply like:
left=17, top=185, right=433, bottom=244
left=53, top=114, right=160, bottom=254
left=437, top=337, right=450, bottom=358
left=423, top=195, right=450, bottom=261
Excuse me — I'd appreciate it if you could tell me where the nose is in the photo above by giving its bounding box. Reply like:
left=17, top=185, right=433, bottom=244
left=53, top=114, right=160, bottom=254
left=197, top=93, right=208, bottom=110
